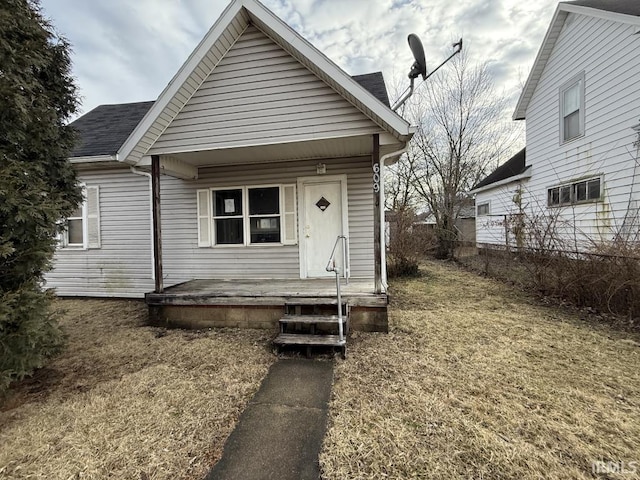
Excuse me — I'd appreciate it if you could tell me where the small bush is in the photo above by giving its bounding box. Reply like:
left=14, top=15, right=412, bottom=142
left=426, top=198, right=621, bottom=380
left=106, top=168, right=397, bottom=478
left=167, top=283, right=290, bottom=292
left=0, top=286, right=65, bottom=394
left=387, top=207, right=434, bottom=277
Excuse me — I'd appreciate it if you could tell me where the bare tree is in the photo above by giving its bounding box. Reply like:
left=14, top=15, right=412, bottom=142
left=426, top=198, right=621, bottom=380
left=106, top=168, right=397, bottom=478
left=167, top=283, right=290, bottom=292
left=395, top=51, right=520, bottom=258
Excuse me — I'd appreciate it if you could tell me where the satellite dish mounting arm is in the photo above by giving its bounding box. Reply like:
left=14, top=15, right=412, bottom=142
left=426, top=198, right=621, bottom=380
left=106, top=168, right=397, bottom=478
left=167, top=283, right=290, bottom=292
left=392, top=37, right=463, bottom=112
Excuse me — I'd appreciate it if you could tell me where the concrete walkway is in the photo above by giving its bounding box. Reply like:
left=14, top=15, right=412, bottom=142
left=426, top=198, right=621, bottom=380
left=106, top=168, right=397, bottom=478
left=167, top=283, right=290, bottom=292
left=206, top=358, right=334, bottom=480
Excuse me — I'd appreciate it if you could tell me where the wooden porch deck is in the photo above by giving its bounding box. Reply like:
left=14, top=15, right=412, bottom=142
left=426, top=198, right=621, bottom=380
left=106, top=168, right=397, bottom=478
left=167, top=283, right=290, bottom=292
left=146, top=278, right=388, bottom=332
left=145, top=278, right=387, bottom=307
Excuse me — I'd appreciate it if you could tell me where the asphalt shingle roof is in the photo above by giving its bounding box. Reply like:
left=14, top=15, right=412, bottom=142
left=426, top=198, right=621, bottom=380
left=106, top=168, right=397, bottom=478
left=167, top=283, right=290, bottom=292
left=69, top=101, right=154, bottom=157
left=352, top=72, right=391, bottom=107
left=472, top=148, right=527, bottom=190
left=562, top=0, right=640, bottom=16
left=69, top=72, right=391, bottom=158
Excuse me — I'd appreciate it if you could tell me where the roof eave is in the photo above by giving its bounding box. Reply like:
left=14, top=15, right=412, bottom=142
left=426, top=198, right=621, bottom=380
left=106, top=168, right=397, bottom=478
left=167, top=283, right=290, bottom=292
left=69, top=154, right=119, bottom=164
left=469, top=166, right=532, bottom=195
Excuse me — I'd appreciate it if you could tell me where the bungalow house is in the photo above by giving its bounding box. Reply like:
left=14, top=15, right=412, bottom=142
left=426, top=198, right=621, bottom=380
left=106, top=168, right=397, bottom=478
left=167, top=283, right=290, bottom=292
left=471, top=0, right=640, bottom=251
left=45, top=0, right=415, bottom=347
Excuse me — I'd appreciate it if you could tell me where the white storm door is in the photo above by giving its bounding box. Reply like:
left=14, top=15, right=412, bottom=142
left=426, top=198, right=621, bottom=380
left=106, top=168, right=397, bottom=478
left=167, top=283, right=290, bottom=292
left=301, top=178, right=345, bottom=278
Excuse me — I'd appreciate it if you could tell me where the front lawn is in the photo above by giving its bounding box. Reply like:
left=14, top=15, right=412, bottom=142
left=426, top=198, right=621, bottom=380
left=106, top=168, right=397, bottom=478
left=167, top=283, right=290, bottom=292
left=0, top=299, right=275, bottom=479
left=320, top=260, right=640, bottom=479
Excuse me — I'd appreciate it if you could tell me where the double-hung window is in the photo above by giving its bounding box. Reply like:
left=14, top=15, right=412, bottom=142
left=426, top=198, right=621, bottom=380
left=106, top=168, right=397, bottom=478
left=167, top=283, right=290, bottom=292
left=560, top=73, right=585, bottom=142
left=197, top=185, right=297, bottom=247
left=61, top=185, right=101, bottom=249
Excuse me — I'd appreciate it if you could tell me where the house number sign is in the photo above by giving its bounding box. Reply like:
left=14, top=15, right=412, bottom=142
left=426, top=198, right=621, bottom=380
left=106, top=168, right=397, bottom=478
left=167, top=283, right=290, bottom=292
left=372, top=163, right=380, bottom=193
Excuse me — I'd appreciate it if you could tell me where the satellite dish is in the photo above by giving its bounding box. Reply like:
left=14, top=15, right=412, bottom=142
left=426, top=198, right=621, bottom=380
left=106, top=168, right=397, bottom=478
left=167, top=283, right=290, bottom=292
left=392, top=34, right=463, bottom=111
left=407, top=34, right=427, bottom=80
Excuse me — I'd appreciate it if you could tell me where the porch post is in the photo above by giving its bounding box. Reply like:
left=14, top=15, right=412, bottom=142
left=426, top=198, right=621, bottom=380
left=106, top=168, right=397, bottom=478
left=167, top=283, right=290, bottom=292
left=151, top=154, right=164, bottom=293
left=372, top=134, right=382, bottom=294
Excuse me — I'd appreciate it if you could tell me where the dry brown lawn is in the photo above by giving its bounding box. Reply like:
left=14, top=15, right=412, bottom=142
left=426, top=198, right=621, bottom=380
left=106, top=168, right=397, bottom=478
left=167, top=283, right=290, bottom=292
left=0, top=299, right=275, bottom=479
left=320, top=260, right=640, bottom=479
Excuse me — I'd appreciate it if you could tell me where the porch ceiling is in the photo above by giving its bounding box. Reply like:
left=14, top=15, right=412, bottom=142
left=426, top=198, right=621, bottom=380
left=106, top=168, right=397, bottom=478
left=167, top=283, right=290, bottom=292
left=146, top=135, right=405, bottom=168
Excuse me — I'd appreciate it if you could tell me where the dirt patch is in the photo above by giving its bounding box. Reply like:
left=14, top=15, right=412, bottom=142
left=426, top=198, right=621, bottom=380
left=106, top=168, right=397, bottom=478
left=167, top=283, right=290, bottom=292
left=320, top=260, right=640, bottom=479
left=0, top=299, right=276, bottom=479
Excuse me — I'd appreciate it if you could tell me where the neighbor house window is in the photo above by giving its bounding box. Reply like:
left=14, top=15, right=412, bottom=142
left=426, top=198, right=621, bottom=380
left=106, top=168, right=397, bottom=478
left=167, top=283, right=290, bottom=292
left=61, top=185, right=101, bottom=249
left=547, top=177, right=601, bottom=206
left=197, top=185, right=297, bottom=247
left=477, top=202, right=490, bottom=216
left=560, top=73, right=585, bottom=142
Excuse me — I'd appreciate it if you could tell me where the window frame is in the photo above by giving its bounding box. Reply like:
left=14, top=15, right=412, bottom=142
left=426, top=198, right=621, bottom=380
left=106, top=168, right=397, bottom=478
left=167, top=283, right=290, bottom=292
left=62, top=185, right=88, bottom=249
left=559, top=72, right=585, bottom=144
left=211, top=186, right=245, bottom=246
left=207, top=184, right=296, bottom=247
left=477, top=201, right=490, bottom=217
left=547, top=176, right=601, bottom=207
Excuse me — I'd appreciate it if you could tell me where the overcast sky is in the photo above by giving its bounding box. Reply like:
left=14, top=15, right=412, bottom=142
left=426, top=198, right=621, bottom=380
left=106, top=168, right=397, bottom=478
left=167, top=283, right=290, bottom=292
left=40, top=0, right=560, bottom=126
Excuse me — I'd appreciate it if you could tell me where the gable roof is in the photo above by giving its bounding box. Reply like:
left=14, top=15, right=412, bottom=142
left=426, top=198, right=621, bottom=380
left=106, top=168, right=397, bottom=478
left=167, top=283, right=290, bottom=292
left=118, top=0, right=413, bottom=166
left=513, top=1, right=640, bottom=120
left=69, top=72, right=391, bottom=158
left=471, top=148, right=528, bottom=192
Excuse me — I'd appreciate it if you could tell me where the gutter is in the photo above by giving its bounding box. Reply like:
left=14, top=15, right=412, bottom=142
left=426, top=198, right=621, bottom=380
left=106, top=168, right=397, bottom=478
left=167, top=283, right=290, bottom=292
left=129, top=166, right=155, bottom=281
left=379, top=145, right=409, bottom=290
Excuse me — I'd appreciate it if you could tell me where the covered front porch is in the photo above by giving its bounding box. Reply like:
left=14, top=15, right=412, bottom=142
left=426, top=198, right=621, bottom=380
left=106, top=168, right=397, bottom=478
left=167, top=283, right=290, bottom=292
left=145, top=277, right=389, bottom=332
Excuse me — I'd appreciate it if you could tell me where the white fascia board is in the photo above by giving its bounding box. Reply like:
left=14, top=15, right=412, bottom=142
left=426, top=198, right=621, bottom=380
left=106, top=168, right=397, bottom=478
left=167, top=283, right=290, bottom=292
left=69, top=154, right=118, bottom=164
left=116, top=0, right=246, bottom=165
left=469, top=166, right=532, bottom=195
left=243, top=0, right=413, bottom=138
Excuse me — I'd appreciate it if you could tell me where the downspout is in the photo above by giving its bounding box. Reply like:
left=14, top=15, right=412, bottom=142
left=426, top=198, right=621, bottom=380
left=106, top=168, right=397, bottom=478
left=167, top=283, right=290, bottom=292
left=379, top=145, right=409, bottom=290
left=130, top=166, right=155, bottom=281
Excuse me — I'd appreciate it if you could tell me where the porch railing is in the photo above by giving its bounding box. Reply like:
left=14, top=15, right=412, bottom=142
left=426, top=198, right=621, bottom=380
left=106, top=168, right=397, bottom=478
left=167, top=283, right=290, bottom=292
left=326, top=235, right=349, bottom=344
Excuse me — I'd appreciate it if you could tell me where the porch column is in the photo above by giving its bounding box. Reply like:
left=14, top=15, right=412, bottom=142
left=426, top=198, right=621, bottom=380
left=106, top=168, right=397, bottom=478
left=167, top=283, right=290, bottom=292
left=372, top=134, right=382, bottom=293
left=151, top=154, right=164, bottom=293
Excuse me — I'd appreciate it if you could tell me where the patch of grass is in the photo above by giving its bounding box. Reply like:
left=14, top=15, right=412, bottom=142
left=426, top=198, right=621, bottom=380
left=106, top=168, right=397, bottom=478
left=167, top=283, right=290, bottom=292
left=0, top=299, right=275, bottom=479
left=321, top=260, right=640, bottom=479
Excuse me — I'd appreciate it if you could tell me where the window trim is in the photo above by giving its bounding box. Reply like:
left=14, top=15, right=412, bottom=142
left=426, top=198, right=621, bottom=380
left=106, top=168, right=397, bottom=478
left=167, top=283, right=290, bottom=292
left=62, top=185, right=88, bottom=249
left=559, top=72, right=585, bottom=144
left=547, top=176, right=602, bottom=207
left=206, top=184, right=296, bottom=247
left=477, top=201, right=490, bottom=217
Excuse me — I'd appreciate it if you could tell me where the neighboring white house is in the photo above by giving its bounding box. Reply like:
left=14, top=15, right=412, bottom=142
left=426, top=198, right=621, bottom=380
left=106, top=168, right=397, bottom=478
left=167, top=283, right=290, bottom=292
left=44, top=0, right=414, bottom=332
left=472, top=0, right=640, bottom=251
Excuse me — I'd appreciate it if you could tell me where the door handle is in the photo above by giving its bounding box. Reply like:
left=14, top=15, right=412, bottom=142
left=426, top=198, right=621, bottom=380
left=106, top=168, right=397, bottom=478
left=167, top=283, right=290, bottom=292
left=305, top=225, right=311, bottom=238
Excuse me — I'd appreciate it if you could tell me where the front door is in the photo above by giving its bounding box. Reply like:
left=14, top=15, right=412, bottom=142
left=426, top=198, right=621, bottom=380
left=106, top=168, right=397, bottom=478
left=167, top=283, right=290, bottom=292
left=300, top=177, right=346, bottom=278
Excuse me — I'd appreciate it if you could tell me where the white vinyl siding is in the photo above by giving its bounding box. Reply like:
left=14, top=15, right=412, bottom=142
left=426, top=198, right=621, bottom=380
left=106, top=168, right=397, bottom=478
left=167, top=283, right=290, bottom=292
left=149, top=26, right=380, bottom=155
left=46, top=169, right=154, bottom=297
left=160, top=156, right=373, bottom=283
left=511, top=12, right=640, bottom=248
